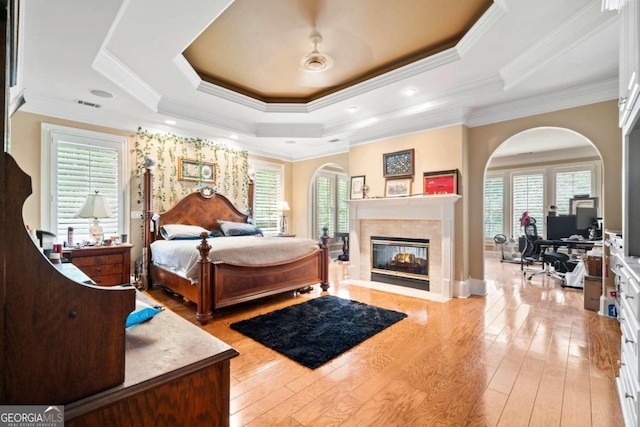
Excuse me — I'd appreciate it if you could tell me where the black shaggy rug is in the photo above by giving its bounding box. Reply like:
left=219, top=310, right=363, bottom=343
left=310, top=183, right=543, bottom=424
left=230, top=295, right=407, bottom=369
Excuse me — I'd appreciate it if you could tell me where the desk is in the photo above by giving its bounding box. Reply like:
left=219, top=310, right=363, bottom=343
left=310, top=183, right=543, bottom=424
left=537, top=238, right=601, bottom=253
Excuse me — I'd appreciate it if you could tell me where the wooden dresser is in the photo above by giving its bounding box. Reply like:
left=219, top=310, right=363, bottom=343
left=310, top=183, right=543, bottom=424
left=65, top=244, right=132, bottom=286
left=65, top=293, right=238, bottom=426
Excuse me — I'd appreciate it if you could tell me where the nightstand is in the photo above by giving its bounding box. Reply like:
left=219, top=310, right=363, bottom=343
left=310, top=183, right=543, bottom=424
left=64, top=244, right=132, bottom=286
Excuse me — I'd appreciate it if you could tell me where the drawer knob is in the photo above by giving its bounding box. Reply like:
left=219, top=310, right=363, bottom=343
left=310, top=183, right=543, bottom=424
left=626, top=393, right=635, bottom=400
left=616, top=264, right=623, bottom=268
left=625, top=338, right=635, bottom=344
left=626, top=294, right=634, bottom=300
left=96, top=267, right=102, bottom=272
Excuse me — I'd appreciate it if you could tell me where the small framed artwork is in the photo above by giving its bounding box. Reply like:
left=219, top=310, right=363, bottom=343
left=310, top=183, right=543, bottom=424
left=385, top=178, right=412, bottom=197
left=383, top=148, right=415, bottom=178
left=178, top=157, right=216, bottom=183
left=350, top=175, right=366, bottom=199
left=423, top=169, right=458, bottom=195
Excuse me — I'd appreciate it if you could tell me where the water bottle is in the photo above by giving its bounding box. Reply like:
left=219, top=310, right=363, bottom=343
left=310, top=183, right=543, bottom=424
left=67, top=227, right=74, bottom=247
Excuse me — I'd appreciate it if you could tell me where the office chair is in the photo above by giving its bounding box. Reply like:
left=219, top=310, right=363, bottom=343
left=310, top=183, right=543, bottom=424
left=520, top=216, right=578, bottom=286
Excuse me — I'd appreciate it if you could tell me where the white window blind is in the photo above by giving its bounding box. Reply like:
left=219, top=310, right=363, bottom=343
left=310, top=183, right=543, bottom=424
left=42, top=124, right=128, bottom=244
left=55, top=142, right=120, bottom=240
left=252, top=163, right=282, bottom=235
left=512, top=173, right=544, bottom=237
left=314, top=171, right=349, bottom=239
left=555, top=170, right=592, bottom=214
left=484, top=176, right=504, bottom=238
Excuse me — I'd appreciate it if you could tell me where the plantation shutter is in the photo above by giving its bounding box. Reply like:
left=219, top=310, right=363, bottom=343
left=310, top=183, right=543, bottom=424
left=316, top=173, right=336, bottom=237
left=55, top=141, right=120, bottom=241
left=484, top=176, right=504, bottom=238
left=337, top=175, right=349, bottom=234
left=512, top=173, right=544, bottom=237
left=253, top=167, right=282, bottom=234
left=555, top=170, right=592, bottom=214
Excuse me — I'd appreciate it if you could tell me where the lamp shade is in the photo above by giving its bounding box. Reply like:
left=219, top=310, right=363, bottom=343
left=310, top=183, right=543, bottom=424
left=75, top=192, right=114, bottom=219
left=278, top=201, right=290, bottom=212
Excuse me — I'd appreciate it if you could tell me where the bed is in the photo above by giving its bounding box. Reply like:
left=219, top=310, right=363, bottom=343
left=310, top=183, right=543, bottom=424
left=142, top=166, right=330, bottom=324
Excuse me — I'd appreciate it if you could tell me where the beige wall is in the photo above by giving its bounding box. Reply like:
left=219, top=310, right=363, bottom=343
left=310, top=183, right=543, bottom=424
left=468, top=100, right=621, bottom=280
left=348, top=126, right=467, bottom=280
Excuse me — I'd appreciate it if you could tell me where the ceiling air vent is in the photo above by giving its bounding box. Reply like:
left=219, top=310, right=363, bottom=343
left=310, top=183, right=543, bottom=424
left=327, top=138, right=340, bottom=143
left=76, top=99, right=102, bottom=108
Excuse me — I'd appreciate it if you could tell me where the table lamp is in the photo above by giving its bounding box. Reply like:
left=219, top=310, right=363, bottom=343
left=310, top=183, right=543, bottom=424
left=278, top=201, right=290, bottom=234
left=75, top=191, right=114, bottom=245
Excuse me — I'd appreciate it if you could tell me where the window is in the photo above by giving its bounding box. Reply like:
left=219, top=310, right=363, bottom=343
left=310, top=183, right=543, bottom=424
left=313, top=170, right=349, bottom=239
left=512, top=172, right=545, bottom=237
left=252, top=161, right=283, bottom=235
left=555, top=169, right=593, bottom=214
left=484, top=175, right=504, bottom=238
left=484, top=160, right=600, bottom=241
left=41, top=124, right=129, bottom=243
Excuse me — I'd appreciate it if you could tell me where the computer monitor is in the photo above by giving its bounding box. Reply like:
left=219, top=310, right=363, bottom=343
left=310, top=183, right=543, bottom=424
left=576, top=207, right=598, bottom=231
left=546, top=215, right=576, bottom=240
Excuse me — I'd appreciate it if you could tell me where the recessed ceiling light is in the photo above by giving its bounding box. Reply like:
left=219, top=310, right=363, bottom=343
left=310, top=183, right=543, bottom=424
left=90, top=89, right=114, bottom=98
left=230, top=133, right=238, bottom=140
left=347, top=106, right=359, bottom=113
left=403, top=87, right=418, bottom=96
left=164, top=120, right=176, bottom=125
left=285, top=140, right=296, bottom=144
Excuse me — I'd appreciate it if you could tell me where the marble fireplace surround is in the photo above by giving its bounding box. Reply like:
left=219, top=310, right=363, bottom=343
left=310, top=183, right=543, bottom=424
left=346, top=195, right=461, bottom=302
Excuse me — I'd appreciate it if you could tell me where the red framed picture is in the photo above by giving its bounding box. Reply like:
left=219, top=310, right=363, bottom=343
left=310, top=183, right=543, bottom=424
left=423, top=169, right=458, bottom=195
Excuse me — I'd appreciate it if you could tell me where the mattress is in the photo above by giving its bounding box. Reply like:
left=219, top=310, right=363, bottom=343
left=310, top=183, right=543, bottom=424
left=151, top=235, right=320, bottom=282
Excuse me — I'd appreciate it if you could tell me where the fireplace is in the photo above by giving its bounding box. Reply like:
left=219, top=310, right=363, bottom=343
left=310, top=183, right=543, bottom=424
left=370, top=236, right=429, bottom=291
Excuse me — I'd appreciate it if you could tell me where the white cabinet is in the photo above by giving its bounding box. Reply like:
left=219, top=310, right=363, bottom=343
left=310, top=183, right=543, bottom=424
left=620, top=0, right=640, bottom=131
left=610, top=232, right=640, bottom=426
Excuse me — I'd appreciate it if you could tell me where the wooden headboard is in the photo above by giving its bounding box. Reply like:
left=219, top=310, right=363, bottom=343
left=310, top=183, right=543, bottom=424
left=153, top=189, right=248, bottom=239
left=143, top=168, right=253, bottom=245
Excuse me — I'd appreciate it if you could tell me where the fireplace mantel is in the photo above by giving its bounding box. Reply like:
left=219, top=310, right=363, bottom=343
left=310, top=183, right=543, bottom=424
left=346, top=194, right=461, bottom=301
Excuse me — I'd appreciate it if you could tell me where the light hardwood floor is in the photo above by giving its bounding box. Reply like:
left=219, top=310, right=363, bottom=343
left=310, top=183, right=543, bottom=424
left=146, top=255, right=623, bottom=426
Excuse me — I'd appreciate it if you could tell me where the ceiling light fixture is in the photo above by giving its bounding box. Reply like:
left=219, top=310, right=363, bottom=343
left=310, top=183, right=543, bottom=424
left=165, top=119, right=176, bottom=125
left=90, top=89, right=114, bottom=98
left=230, top=133, right=238, bottom=140
left=403, top=87, right=418, bottom=96
left=347, top=106, right=359, bottom=113
left=300, top=33, right=333, bottom=72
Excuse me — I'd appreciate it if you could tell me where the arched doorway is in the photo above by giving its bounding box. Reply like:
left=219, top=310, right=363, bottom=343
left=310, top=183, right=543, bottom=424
left=307, top=163, right=349, bottom=255
left=482, top=127, right=603, bottom=276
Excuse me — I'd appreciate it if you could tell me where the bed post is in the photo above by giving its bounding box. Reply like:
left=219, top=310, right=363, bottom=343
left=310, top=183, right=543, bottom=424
left=320, top=228, right=330, bottom=291
left=142, top=166, right=153, bottom=290
left=196, top=232, right=213, bottom=324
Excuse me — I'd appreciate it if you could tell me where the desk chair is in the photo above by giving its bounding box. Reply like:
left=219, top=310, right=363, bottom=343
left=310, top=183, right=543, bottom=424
left=520, top=217, right=578, bottom=286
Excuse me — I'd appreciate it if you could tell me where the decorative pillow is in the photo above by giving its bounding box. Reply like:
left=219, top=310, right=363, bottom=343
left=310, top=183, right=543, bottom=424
left=210, top=229, right=225, bottom=238
left=217, top=220, right=262, bottom=236
left=160, top=224, right=210, bottom=240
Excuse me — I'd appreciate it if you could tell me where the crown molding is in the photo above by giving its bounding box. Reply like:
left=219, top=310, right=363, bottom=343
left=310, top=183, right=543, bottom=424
left=457, top=3, right=507, bottom=58
left=92, top=48, right=162, bottom=112
left=500, top=2, right=618, bottom=91
left=157, top=98, right=257, bottom=135
left=467, top=78, right=618, bottom=127
left=172, top=54, right=201, bottom=89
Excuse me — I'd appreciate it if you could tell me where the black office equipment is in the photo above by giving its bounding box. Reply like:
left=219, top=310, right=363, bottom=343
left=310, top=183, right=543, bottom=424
left=546, top=215, right=576, bottom=240
left=575, top=207, right=598, bottom=234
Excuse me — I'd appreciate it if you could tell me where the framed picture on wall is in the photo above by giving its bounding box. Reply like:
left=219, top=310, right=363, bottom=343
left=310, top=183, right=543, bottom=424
left=385, top=177, right=412, bottom=197
left=423, top=169, right=458, bottom=195
left=383, top=148, right=415, bottom=178
left=350, top=175, right=365, bottom=199
left=178, top=157, right=216, bottom=183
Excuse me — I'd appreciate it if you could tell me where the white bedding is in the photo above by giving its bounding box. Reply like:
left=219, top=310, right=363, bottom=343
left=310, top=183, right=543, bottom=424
left=151, top=235, right=320, bottom=283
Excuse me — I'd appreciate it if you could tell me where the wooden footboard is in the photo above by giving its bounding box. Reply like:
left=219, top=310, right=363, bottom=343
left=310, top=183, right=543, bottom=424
left=150, top=234, right=330, bottom=325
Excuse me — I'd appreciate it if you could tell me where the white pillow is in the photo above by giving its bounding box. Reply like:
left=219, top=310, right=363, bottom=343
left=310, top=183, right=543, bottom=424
left=217, top=220, right=262, bottom=236
left=160, top=224, right=210, bottom=240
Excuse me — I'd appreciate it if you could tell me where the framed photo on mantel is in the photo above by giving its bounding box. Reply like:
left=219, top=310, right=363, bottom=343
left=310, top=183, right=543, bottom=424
left=423, top=169, right=458, bottom=195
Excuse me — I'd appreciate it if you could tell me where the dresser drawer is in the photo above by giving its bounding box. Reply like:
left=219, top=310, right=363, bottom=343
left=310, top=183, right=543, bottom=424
left=76, top=263, right=123, bottom=277
left=618, top=363, right=640, bottom=427
left=72, top=254, right=123, bottom=268
left=90, top=274, right=125, bottom=287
